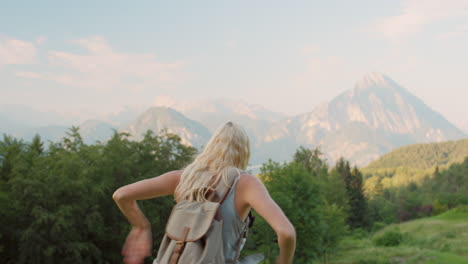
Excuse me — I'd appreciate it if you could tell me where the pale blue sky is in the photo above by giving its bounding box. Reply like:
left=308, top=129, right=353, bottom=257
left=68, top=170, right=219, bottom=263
left=1, top=0, right=467, bottom=129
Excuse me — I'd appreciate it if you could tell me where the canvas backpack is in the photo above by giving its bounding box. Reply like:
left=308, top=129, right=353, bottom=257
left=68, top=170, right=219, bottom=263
left=153, top=167, right=255, bottom=264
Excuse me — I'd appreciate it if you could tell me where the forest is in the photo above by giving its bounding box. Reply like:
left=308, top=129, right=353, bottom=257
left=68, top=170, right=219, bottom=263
left=0, top=127, right=467, bottom=264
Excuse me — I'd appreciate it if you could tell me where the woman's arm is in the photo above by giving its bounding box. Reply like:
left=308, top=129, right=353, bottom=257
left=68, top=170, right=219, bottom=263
left=240, top=173, right=296, bottom=264
left=113, top=170, right=182, bottom=201
left=112, top=170, right=181, bottom=227
left=112, top=170, right=182, bottom=227
left=112, top=170, right=182, bottom=264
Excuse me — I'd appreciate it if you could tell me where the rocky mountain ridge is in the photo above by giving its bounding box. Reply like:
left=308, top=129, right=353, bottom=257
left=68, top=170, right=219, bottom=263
left=1, top=73, right=465, bottom=167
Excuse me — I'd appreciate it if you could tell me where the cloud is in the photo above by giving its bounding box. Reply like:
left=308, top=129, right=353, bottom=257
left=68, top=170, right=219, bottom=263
left=225, top=40, right=237, bottom=49
left=15, top=36, right=186, bottom=91
left=15, top=71, right=44, bottom=79
left=301, top=44, right=320, bottom=55
left=294, top=56, right=348, bottom=84
left=0, top=37, right=37, bottom=67
left=436, top=24, right=468, bottom=39
left=291, top=55, right=360, bottom=99
left=36, top=36, right=47, bottom=45
left=372, top=0, right=468, bottom=41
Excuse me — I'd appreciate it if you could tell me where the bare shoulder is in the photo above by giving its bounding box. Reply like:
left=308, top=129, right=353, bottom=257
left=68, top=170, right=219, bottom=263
left=238, top=171, right=260, bottom=184
left=159, top=169, right=183, bottom=183
left=171, top=169, right=184, bottom=178
left=235, top=171, right=266, bottom=215
left=168, top=169, right=184, bottom=185
left=237, top=171, right=266, bottom=194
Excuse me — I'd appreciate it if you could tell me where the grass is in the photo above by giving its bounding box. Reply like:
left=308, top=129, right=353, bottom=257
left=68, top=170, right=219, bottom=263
left=326, top=206, right=468, bottom=264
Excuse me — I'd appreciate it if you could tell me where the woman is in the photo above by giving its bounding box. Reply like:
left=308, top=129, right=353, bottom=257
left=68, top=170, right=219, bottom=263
left=113, top=121, right=296, bottom=264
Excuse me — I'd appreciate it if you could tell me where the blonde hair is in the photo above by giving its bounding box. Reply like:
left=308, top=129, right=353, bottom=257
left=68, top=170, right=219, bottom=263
left=175, top=121, right=250, bottom=202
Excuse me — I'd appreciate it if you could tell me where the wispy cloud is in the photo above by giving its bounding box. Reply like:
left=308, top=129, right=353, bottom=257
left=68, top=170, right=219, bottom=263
left=294, top=56, right=347, bottom=84
left=15, top=71, right=44, bottom=79
left=372, top=0, right=468, bottom=41
left=225, top=40, right=237, bottom=49
left=35, top=36, right=47, bottom=45
left=301, top=44, right=321, bottom=56
left=436, top=24, right=468, bottom=39
left=291, top=55, right=359, bottom=99
left=0, top=37, right=37, bottom=67
left=14, top=36, right=186, bottom=91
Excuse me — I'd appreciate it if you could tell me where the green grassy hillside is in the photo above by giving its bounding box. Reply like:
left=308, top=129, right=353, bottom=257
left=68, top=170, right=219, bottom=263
left=329, top=206, right=468, bottom=264
left=366, top=138, right=468, bottom=170
left=363, top=138, right=468, bottom=191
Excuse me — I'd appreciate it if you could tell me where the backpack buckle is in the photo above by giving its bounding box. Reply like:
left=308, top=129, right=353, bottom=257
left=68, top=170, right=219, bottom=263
left=174, top=241, right=185, bottom=253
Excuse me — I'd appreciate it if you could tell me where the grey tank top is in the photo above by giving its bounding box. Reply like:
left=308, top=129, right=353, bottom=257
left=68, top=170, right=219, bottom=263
left=219, top=170, right=250, bottom=263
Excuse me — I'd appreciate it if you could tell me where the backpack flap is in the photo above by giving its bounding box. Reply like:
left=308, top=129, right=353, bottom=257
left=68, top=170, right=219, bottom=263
left=165, top=200, right=220, bottom=242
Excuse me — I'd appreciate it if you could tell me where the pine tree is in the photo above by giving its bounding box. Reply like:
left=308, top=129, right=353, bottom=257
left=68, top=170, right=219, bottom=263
left=29, top=134, right=44, bottom=155
left=334, top=158, right=368, bottom=228
left=347, top=166, right=368, bottom=228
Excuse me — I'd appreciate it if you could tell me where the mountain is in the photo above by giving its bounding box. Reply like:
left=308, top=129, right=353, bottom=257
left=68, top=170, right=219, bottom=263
left=2, top=73, right=465, bottom=168
left=259, top=72, right=466, bottom=166
left=153, top=96, right=284, bottom=126
left=454, top=119, right=468, bottom=134
left=0, top=104, right=211, bottom=150
left=0, top=118, right=117, bottom=146
left=0, top=112, right=27, bottom=136
left=0, top=104, right=116, bottom=144
left=0, top=104, right=78, bottom=127
left=118, top=107, right=211, bottom=148
left=153, top=96, right=285, bottom=149
left=0, top=124, right=85, bottom=145
left=99, top=105, right=150, bottom=128
left=366, top=138, right=468, bottom=170
left=76, top=120, right=117, bottom=144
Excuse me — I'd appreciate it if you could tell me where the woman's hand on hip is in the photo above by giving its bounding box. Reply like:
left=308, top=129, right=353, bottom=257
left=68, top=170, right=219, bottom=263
left=122, top=226, right=152, bottom=264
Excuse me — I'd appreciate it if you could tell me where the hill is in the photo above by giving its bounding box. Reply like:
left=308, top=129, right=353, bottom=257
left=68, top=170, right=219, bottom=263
left=362, top=138, right=468, bottom=192
left=330, top=206, right=468, bottom=264
left=366, top=138, right=468, bottom=170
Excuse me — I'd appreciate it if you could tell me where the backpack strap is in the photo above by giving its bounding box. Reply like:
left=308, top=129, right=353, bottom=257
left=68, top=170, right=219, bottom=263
left=216, top=167, right=248, bottom=263
left=233, top=210, right=255, bottom=262
left=169, top=227, right=190, bottom=264
left=215, top=167, right=240, bottom=205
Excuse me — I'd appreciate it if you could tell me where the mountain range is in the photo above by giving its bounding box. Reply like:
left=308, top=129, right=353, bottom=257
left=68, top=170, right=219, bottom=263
left=257, top=72, right=466, bottom=165
left=1, top=72, right=466, bottom=168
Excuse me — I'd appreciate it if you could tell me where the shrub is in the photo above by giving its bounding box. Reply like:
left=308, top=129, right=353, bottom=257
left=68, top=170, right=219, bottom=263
left=355, top=256, right=390, bottom=264
left=452, top=204, right=468, bottom=213
left=373, top=228, right=404, bottom=247
left=371, top=221, right=386, bottom=233
left=350, top=227, right=368, bottom=239
left=432, top=199, right=448, bottom=216
left=416, top=204, right=433, bottom=217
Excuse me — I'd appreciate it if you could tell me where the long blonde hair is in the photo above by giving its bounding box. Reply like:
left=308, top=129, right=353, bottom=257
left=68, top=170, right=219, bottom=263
left=175, top=121, right=250, bottom=202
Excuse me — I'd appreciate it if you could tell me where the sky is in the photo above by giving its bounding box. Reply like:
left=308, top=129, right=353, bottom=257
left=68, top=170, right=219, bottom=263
left=1, top=0, right=468, bottom=129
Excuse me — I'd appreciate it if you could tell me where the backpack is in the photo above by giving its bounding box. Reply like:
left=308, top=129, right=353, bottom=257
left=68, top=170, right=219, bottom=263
left=153, top=167, right=255, bottom=264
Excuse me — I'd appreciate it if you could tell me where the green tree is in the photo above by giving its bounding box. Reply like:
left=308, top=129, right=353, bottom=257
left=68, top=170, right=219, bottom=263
left=293, top=146, right=327, bottom=173
left=318, top=202, right=348, bottom=264
left=255, top=161, right=324, bottom=262
left=0, top=127, right=196, bottom=264
left=334, top=158, right=368, bottom=228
